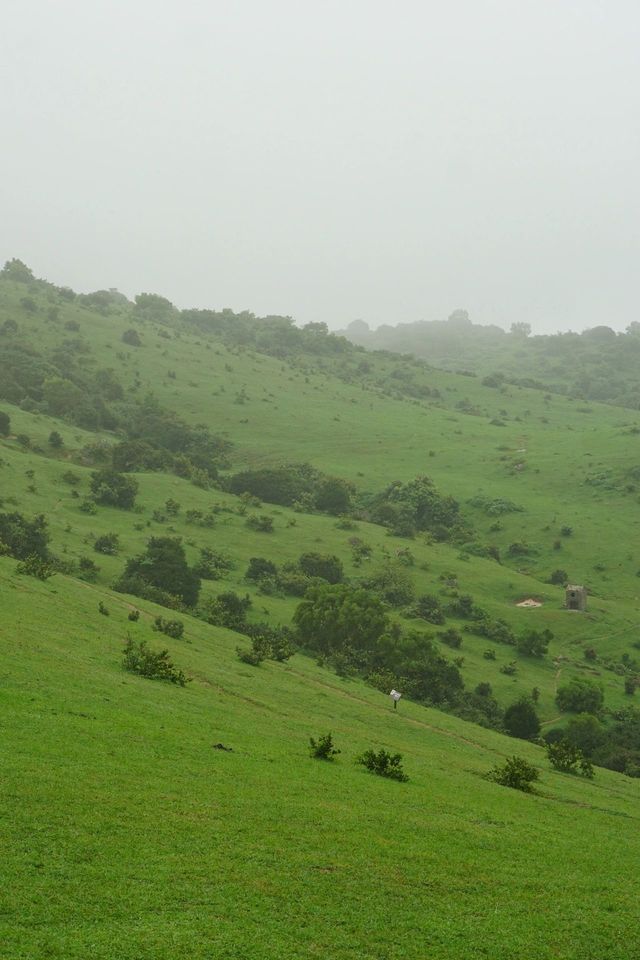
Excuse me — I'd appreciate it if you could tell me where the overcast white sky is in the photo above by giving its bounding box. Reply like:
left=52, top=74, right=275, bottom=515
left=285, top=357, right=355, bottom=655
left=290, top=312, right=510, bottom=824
left=1, top=1, right=638, bottom=333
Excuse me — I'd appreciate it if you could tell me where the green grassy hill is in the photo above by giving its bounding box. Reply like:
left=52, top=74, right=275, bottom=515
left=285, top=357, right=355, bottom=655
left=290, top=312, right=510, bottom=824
left=340, top=313, right=640, bottom=409
left=0, top=399, right=638, bottom=725
left=2, top=262, right=640, bottom=957
left=2, top=564, right=640, bottom=960
left=1, top=266, right=640, bottom=715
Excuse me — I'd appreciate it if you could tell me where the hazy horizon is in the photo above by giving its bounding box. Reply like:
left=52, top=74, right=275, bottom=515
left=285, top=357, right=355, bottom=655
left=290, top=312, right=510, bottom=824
left=2, top=1, right=639, bottom=335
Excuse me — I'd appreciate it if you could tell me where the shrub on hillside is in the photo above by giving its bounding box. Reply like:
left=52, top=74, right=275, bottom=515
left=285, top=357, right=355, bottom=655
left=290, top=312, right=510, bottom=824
left=15, top=554, right=55, bottom=580
left=245, top=622, right=295, bottom=661
left=246, top=514, right=274, bottom=533
left=123, top=636, right=188, bottom=685
left=309, top=732, right=340, bottom=760
left=194, top=547, right=234, bottom=580
left=367, top=474, right=468, bottom=541
left=549, top=569, right=569, bottom=585
left=278, top=568, right=316, bottom=597
left=362, top=564, right=415, bottom=606
left=61, top=470, right=81, bottom=486
left=438, top=628, right=462, bottom=649
left=507, top=541, right=535, bottom=557
left=78, top=556, right=100, bottom=581
left=488, top=756, right=539, bottom=792
left=114, top=537, right=200, bottom=607
left=236, top=645, right=264, bottom=666
left=445, top=594, right=477, bottom=619
left=468, top=495, right=523, bottom=516
left=357, top=748, right=408, bottom=782
left=0, top=511, right=49, bottom=560
left=546, top=739, right=594, bottom=778
left=0, top=411, right=10, bottom=436
left=298, top=552, right=344, bottom=584
left=229, top=463, right=354, bottom=516
left=90, top=469, right=138, bottom=509
left=556, top=678, right=604, bottom=714
left=517, top=629, right=552, bottom=658
left=94, top=533, right=120, bottom=555
left=203, top=591, right=252, bottom=631
left=153, top=616, right=184, bottom=639
left=314, top=477, right=354, bottom=515
left=128, top=609, right=140, bottom=622
left=468, top=616, right=515, bottom=645
left=245, top=557, right=279, bottom=582
left=413, top=593, right=445, bottom=624
left=48, top=430, right=63, bottom=448
left=503, top=698, right=540, bottom=740
left=122, top=329, right=142, bottom=347
left=228, top=464, right=315, bottom=506
left=294, top=583, right=389, bottom=664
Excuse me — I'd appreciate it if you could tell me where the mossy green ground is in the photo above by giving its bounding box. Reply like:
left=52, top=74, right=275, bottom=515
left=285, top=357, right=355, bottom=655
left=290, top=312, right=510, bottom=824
left=2, top=562, right=639, bottom=960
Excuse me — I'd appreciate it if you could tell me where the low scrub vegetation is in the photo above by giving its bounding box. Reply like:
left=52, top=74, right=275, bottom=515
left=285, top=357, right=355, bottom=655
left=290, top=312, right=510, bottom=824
left=357, top=748, right=409, bottom=782
left=122, top=635, right=188, bottom=686
left=487, top=756, right=539, bottom=792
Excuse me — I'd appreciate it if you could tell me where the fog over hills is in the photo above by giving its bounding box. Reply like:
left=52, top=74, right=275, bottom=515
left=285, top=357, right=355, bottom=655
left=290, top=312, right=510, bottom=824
left=2, top=1, right=640, bottom=331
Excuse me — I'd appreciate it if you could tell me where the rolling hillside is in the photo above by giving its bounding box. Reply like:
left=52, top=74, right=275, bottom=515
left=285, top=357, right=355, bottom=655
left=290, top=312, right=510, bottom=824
left=2, top=261, right=640, bottom=957
left=2, top=565, right=640, bottom=960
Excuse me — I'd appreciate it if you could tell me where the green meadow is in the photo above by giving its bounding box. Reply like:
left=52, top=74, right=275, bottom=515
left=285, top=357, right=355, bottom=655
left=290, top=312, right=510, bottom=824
left=1, top=266, right=640, bottom=957
left=2, top=563, right=640, bottom=960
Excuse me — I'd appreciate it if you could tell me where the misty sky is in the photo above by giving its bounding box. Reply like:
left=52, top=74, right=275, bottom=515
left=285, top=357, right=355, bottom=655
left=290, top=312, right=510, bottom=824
left=1, top=1, right=639, bottom=333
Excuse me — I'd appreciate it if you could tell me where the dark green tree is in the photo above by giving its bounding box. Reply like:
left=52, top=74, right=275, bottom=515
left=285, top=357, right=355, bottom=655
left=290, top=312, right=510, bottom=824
left=556, top=678, right=604, bottom=714
left=517, top=629, right=552, bottom=658
left=0, top=411, right=10, bottom=436
left=0, top=512, right=49, bottom=559
left=204, top=591, right=252, bottom=630
left=90, top=469, right=138, bottom=509
left=293, top=584, right=389, bottom=663
left=94, top=533, right=120, bottom=555
left=549, top=569, right=568, bottom=585
left=504, top=698, right=540, bottom=740
left=488, top=756, right=539, bottom=792
left=134, top=292, right=176, bottom=322
left=414, top=593, right=445, bottom=624
left=122, top=328, right=142, bottom=347
left=372, top=630, right=464, bottom=704
left=115, top=537, right=200, bottom=606
left=298, top=552, right=343, bottom=584
left=246, top=557, right=279, bottom=582
left=1, top=258, right=34, bottom=282
left=314, top=477, right=354, bottom=515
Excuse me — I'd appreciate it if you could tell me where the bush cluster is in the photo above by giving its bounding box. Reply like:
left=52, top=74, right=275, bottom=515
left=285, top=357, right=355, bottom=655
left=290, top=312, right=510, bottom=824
left=122, top=636, right=188, bottom=685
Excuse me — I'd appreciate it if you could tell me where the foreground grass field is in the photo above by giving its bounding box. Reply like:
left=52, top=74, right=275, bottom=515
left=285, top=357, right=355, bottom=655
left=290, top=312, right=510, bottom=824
left=2, top=560, right=639, bottom=960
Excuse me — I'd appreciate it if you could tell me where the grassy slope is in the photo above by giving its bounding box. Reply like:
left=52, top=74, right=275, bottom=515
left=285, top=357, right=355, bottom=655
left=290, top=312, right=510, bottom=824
left=1, top=277, right=640, bottom=718
left=2, top=562, right=639, bottom=960
left=2, top=278, right=640, bottom=958
left=0, top=404, right=637, bottom=722
left=4, top=280, right=639, bottom=601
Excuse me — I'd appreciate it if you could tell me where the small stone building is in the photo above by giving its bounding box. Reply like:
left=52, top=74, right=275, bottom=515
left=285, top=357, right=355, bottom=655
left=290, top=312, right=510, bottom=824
left=565, top=584, right=587, bottom=612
